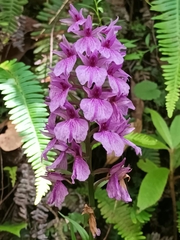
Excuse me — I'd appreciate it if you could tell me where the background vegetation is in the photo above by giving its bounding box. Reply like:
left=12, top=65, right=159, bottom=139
left=0, top=0, right=180, bottom=239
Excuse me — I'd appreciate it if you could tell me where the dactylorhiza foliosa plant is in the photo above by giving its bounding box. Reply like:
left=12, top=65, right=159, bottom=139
left=42, top=4, right=141, bottom=237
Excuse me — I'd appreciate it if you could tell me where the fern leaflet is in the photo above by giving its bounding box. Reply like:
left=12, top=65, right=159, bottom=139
left=32, top=0, right=66, bottom=80
left=125, top=132, right=168, bottom=150
left=141, top=148, right=160, bottom=166
left=0, top=59, right=51, bottom=204
left=151, top=0, right=180, bottom=117
left=0, top=0, right=27, bottom=36
left=130, top=202, right=155, bottom=225
left=95, top=188, right=145, bottom=240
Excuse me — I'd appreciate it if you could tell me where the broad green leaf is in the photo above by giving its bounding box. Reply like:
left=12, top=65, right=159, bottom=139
left=137, top=159, right=158, bottom=173
left=137, top=168, right=169, bottom=211
left=125, top=50, right=148, bottom=60
left=134, top=80, right=161, bottom=100
left=4, top=166, right=17, bottom=187
left=0, top=222, right=27, bottom=237
left=60, top=213, right=89, bottom=240
left=125, top=132, right=168, bottom=150
left=173, top=147, right=180, bottom=169
left=120, top=39, right=137, bottom=48
left=145, top=108, right=173, bottom=148
left=68, top=213, right=84, bottom=225
left=69, top=223, right=77, bottom=240
left=170, top=115, right=180, bottom=148
left=145, top=33, right=150, bottom=47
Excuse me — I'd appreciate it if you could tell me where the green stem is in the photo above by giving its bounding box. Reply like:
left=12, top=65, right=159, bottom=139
left=169, top=149, right=177, bottom=240
left=94, top=0, right=102, bottom=25
left=85, top=131, right=95, bottom=240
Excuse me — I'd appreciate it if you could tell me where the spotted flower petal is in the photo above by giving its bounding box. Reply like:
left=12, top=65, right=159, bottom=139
left=106, top=159, right=132, bottom=202
left=94, top=130, right=125, bottom=157
left=54, top=118, right=88, bottom=143
left=71, top=156, right=90, bottom=183
left=80, top=98, right=113, bottom=123
left=47, top=180, right=68, bottom=208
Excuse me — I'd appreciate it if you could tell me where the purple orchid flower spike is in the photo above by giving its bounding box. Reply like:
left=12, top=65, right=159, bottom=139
left=60, top=4, right=86, bottom=32
left=74, top=15, right=103, bottom=53
left=70, top=141, right=90, bottom=183
left=54, top=102, right=88, bottom=143
left=106, top=158, right=132, bottom=202
left=76, top=50, right=107, bottom=87
left=53, top=36, right=77, bottom=76
left=80, top=85, right=113, bottom=123
left=42, top=4, right=141, bottom=211
left=49, top=74, right=72, bottom=112
left=99, top=29, right=124, bottom=65
left=44, top=172, right=68, bottom=208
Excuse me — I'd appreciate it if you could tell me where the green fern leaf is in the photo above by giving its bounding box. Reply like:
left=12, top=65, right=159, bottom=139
left=151, top=0, right=180, bottom=117
left=0, top=0, right=27, bottom=36
left=95, top=188, right=145, bottom=240
left=130, top=202, right=155, bottom=225
left=125, top=132, right=168, bottom=150
left=4, top=166, right=17, bottom=187
left=32, top=0, right=65, bottom=80
left=0, top=59, right=51, bottom=204
left=141, top=148, right=160, bottom=166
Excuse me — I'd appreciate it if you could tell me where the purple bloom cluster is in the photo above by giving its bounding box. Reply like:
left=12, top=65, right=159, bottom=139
left=42, top=4, right=141, bottom=208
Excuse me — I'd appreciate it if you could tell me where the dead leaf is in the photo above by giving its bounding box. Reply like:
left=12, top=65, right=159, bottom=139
left=0, top=121, right=22, bottom=151
left=82, top=204, right=100, bottom=238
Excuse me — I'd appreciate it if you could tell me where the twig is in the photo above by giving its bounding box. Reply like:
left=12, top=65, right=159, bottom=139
left=49, top=0, right=70, bottom=25
left=1, top=201, right=14, bottom=223
left=174, top=175, right=180, bottom=182
left=103, top=225, right=112, bottom=240
left=50, top=25, right=55, bottom=68
left=49, top=0, right=70, bottom=67
left=169, top=149, right=177, bottom=240
left=0, top=183, right=10, bottom=190
left=46, top=204, right=59, bottom=222
left=0, top=184, right=17, bottom=205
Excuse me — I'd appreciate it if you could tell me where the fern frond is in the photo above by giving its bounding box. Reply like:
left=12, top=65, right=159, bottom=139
left=151, top=0, right=180, bottom=117
left=0, top=0, right=27, bottom=36
left=95, top=188, right=145, bottom=240
left=130, top=202, right=155, bottom=225
left=141, top=148, right=160, bottom=166
left=32, top=0, right=66, bottom=80
left=125, top=132, right=168, bottom=150
left=0, top=59, right=51, bottom=204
